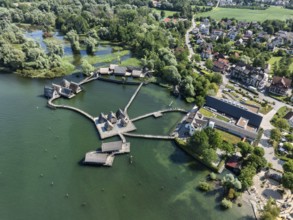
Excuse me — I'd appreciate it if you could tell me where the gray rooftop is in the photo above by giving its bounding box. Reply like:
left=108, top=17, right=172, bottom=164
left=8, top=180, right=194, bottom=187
left=101, top=141, right=123, bottom=152
left=84, top=151, right=109, bottom=164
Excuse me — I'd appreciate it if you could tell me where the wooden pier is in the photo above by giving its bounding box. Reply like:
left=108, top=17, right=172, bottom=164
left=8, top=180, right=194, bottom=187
left=124, top=133, right=175, bottom=140
left=124, top=83, right=144, bottom=115
left=131, top=108, right=188, bottom=122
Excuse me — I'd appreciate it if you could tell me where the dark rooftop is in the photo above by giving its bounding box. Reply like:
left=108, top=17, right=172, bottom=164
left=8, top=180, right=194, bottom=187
left=205, top=96, right=263, bottom=128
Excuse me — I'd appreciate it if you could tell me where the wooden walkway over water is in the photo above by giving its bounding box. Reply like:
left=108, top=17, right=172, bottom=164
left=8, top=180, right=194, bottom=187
left=48, top=93, right=95, bottom=122
left=131, top=108, right=188, bottom=122
left=124, top=133, right=175, bottom=140
left=124, top=83, right=144, bottom=114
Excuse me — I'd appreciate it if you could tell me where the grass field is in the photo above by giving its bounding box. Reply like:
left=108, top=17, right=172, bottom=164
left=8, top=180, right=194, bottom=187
left=153, top=8, right=178, bottom=17
left=267, top=56, right=293, bottom=74
left=195, top=6, right=293, bottom=22
left=216, top=129, right=242, bottom=144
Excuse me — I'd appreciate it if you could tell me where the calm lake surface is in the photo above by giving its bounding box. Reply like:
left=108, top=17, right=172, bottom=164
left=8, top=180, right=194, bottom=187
left=0, top=73, right=254, bottom=220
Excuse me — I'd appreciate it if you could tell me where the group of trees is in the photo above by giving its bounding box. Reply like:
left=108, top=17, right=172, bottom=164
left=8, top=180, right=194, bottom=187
left=282, top=160, right=293, bottom=191
left=237, top=142, right=267, bottom=190
left=188, top=127, right=222, bottom=165
left=0, top=21, right=71, bottom=77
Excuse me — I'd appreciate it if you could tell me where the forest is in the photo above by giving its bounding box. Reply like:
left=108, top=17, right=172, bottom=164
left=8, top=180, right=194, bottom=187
left=0, top=0, right=222, bottom=106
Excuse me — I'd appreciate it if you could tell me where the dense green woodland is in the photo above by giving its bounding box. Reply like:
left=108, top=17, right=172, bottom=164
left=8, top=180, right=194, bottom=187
left=0, top=0, right=222, bottom=106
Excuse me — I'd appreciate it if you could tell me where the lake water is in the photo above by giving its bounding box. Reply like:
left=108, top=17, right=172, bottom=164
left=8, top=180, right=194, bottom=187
left=0, top=73, right=254, bottom=220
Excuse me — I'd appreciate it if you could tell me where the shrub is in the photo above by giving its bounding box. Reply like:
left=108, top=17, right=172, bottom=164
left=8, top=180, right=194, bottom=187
left=210, top=172, right=217, bottom=180
left=198, top=181, right=212, bottom=192
left=221, top=198, right=233, bottom=209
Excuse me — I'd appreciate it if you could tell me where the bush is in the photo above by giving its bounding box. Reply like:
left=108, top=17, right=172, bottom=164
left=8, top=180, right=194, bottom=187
left=210, top=172, right=217, bottom=180
left=198, top=181, right=212, bottom=192
left=221, top=198, right=233, bottom=209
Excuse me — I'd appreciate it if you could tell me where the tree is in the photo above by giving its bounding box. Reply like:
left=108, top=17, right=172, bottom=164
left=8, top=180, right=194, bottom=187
left=202, top=148, right=217, bottom=165
left=81, top=59, right=94, bottom=76
left=244, top=154, right=267, bottom=172
left=282, top=172, right=293, bottom=191
left=253, top=146, right=265, bottom=157
left=270, top=128, right=281, bottom=142
left=260, top=198, right=280, bottom=220
left=221, top=198, right=233, bottom=209
left=204, top=127, right=222, bottom=149
left=240, top=55, right=252, bottom=65
left=189, top=130, right=209, bottom=154
left=192, top=54, right=201, bottom=62
left=84, top=36, right=97, bottom=54
left=210, top=172, right=217, bottom=180
left=162, top=65, right=181, bottom=85
left=198, top=181, right=212, bottom=191
left=210, top=72, right=223, bottom=85
left=238, top=165, right=256, bottom=190
left=194, top=96, right=205, bottom=107
left=220, top=141, right=235, bottom=155
left=283, top=160, right=293, bottom=173
left=237, top=142, right=253, bottom=157
left=275, top=118, right=289, bottom=131
left=205, top=59, right=213, bottom=69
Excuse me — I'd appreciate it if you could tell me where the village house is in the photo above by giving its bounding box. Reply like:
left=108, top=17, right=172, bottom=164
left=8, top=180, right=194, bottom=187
left=213, top=58, right=230, bottom=73
left=113, top=66, right=127, bottom=76
left=269, top=76, right=292, bottom=96
left=199, top=23, right=210, bottom=35
left=227, top=30, right=238, bottom=41
left=229, top=63, right=268, bottom=89
left=200, top=43, right=213, bottom=60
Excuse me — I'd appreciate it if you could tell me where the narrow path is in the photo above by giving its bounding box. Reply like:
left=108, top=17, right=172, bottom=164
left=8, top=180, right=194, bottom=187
left=124, top=82, right=144, bottom=114
left=131, top=108, right=188, bottom=122
left=186, top=15, right=196, bottom=62
left=124, top=133, right=175, bottom=140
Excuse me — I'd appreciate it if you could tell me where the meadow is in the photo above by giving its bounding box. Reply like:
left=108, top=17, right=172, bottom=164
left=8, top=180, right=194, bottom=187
left=195, top=6, right=293, bottom=22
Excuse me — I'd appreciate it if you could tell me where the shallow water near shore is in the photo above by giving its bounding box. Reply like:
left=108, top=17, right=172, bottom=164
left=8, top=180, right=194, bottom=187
left=0, top=73, right=254, bottom=220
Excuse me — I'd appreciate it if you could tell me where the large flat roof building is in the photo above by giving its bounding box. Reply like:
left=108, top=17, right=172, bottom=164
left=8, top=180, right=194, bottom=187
left=205, top=96, right=263, bottom=128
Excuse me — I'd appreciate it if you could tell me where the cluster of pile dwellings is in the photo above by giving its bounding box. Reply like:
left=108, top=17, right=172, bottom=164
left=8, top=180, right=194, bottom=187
left=97, top=64, right=145, bottom=78
left=94, top=109, right=136, bottom=139
left=44, top=79, right=82, bottom=99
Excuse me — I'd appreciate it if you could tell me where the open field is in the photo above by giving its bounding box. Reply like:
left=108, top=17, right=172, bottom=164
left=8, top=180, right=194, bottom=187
left=195, top=6, right=293, bottom=22
left=153, top=8, right=178, bottom=17
left=216, top=129, right=242, bottom=144
left=267, top=56, right=293, bottom=74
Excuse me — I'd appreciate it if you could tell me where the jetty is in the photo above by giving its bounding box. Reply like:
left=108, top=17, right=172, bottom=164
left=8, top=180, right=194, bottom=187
left=124, top=82, right=144, bottom=115
left=124, top=133, right=175, bottom=140
left=48, top=93, right=94, bottom=122
left=131, top=108, right=188, bottom=122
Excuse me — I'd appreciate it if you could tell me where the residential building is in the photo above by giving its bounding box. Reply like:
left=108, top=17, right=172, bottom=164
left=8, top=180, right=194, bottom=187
left=229, top=63, right=268, bottom=89
left=269, top=76, right=292, bottom=95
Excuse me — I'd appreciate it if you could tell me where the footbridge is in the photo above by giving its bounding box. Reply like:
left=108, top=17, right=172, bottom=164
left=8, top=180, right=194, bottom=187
left=131, top=108, right=188, bottom=122
left=124, top=83, right=144, bottom=114
left=78, top=74, right=99, bottom=86
left=124, top=133, right=175, bottom=140
left=48, top=94, right=95, bottom=122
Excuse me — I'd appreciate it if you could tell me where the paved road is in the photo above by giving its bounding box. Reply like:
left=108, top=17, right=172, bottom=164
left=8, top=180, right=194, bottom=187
left=259, top=109, right=284, bottom=172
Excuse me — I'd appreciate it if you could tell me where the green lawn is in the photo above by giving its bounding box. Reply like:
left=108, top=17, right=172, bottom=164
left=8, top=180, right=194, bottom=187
left=199, top=108, right=214, bottom=117
left=216, top=129, right=242, bottom=144
left=195, top=6, right=293, bottom=21
left=63, top=50, right=130, bottom=65
left=120, top=57, right=141, bottom=67
left=153, top=8, right=178, bottom=17
left=267, top=56, right=293, bottom=74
